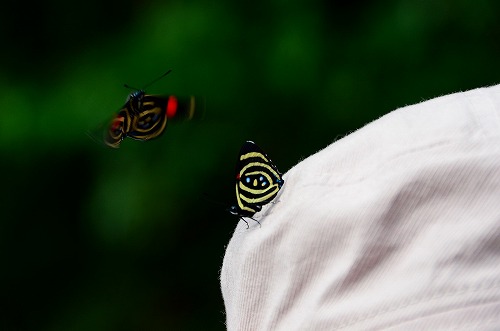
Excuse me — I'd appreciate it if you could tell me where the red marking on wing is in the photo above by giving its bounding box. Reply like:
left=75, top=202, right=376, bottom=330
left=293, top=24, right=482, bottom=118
left=166, top=96, right=178, bottom=118
left=111, top=117, right=123, bottom=130
left=236, top=173, right=241, bottom=180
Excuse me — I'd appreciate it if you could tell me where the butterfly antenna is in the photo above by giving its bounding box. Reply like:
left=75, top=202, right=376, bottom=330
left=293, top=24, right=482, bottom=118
left=123, top=83, right=140, bottom=90
left=142, top=69, right=172, bottom=90
left=122, top=69, right=172, bottom=91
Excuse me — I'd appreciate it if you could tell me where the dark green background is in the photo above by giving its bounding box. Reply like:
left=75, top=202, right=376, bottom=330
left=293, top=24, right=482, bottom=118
left=1, top=0, right=499, bottom=329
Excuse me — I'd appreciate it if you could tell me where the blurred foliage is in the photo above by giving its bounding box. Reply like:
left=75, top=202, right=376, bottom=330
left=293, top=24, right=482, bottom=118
left=1, top=0, right=499, bottom=329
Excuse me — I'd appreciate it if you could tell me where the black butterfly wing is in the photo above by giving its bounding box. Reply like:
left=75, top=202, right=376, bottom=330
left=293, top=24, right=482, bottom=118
left=126, top=95, right=167, bottom=141
left=234, top=141, right=284, bottom=217
left=103, top=106, right=133, bottom=148
left=127, top=94, right=198, bottom=141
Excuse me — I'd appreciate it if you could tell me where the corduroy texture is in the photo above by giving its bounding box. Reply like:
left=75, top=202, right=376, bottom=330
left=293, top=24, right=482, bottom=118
left=220, top=84, right=500, bottom=330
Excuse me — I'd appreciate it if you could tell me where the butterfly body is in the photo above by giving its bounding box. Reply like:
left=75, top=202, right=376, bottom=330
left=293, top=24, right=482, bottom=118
left=126, top=90, right=145, bottom=115
left=229, top=141, right=284, bottom=228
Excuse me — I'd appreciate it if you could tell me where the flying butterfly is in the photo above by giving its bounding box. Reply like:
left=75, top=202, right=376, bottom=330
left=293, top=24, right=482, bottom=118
left=228, top=141, right=284, bottom=228
left=99, top=70, right=200, bottom=148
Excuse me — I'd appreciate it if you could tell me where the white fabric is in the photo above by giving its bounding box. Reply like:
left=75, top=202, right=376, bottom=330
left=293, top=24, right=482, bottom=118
left=220, top=85, right=500, bottom=330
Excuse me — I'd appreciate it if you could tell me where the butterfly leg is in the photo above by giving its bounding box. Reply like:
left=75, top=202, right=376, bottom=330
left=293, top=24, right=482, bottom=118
left=249, top=217, right=261, bottom=228
left=240, top=218, right=249, bottom=229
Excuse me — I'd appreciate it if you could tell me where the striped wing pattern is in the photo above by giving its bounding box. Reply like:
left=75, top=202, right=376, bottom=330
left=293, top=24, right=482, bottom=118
left=230, top=141, right=284, bottom=227
left=104, top=92, right=196, bottom=148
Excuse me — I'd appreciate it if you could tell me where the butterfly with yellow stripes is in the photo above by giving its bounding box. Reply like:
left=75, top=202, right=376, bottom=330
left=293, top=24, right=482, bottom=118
left=100, top=70, right=199, bottom=148
left=228, top=141, right=284, bottom=228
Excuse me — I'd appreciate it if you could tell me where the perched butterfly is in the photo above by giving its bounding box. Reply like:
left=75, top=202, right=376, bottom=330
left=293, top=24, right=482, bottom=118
left=228, top=141, right=284, bottom=228
left=99, top=70, right=200, bottom=148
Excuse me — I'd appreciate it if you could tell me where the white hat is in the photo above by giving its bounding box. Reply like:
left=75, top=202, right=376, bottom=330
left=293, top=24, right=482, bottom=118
left=221, top=84, right=500, bottom=330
